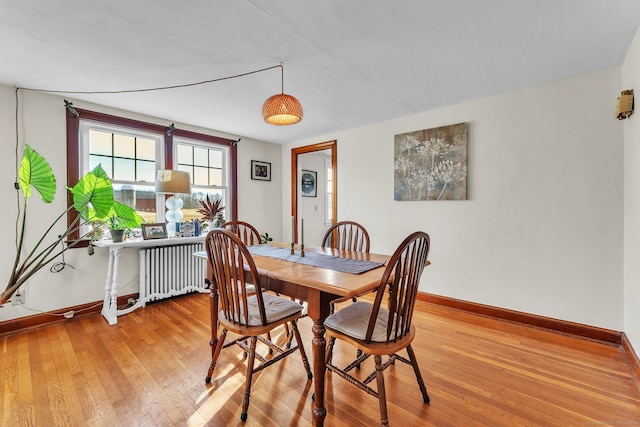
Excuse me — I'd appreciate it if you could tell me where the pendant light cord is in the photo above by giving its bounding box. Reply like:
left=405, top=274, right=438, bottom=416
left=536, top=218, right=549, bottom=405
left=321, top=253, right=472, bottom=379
left=280, top=63, right=285, bottom=94
left=20, top=64, right=284, bottom=95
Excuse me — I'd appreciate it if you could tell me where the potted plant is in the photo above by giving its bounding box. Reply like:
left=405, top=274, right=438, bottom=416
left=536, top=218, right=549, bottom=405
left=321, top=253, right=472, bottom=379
left=261, top=232, right=273, bottom=244
left=95, top=201, right=145, bottom=242
left=0, top=144, right=142, bottom=307
left=197, top=195, right=225, bottom=229
left=108, top=221, right=126, bottom=242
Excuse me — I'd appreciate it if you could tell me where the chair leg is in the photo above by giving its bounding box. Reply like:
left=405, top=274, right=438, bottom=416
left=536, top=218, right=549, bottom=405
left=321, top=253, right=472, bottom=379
left=406, top=344, right=430, bottom=404
left=326, top=336, right=336, bottom=365
left=240, top=336, right=258, bottom=422
left=355, top=349, right=363, bottom=370
left=291, top=320, right=313, bottom=379
left=265, top=332, right=274, bottom=354
left=285, top=322, right=294, bottom=349
left=205, top=329, right=227, bottom=383
left=284, top=321, right=291, bottom=338
left=374, top=355, right=389, bottom=427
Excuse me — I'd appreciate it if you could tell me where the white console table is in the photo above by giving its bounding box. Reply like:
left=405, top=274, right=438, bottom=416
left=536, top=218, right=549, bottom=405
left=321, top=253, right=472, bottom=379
left=93, top=236, right=207, bottom=325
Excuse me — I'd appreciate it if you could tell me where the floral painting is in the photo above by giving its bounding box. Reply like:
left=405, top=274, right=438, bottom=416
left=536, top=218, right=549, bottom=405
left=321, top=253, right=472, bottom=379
left=394, top=122, right=468, bottom=201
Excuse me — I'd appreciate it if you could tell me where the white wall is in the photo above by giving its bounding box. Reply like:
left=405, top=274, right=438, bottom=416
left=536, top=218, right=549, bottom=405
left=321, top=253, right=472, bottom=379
left=285, top=67, right=624, bottom=331
left=623, top=26, right=640, bottom=352
left=236, top=139, right=283, bottom=239
left=0, top=86, right=281, bottom=321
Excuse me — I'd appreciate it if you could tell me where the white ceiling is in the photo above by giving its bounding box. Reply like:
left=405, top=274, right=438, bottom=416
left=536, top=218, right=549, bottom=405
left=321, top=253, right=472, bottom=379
left=2, top=1, right=640, bottom=145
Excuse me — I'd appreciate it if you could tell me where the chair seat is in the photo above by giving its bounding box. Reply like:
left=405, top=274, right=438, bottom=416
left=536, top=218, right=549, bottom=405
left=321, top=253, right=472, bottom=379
left=222, top=293, right=303, bottom=327
left=241, top=282, right=256, bottom=294
left=325, top=301, right=396, bottom=342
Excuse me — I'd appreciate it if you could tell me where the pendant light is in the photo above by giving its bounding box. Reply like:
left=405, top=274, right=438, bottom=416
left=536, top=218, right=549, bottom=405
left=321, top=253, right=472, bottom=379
left=262, top=64, right=303, bottom=125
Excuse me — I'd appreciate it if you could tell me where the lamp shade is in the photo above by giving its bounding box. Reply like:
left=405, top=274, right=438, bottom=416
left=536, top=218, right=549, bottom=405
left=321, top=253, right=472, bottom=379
left=262, top=93, right=303, bottom=125
left=155, top=170, right=191, bottom=194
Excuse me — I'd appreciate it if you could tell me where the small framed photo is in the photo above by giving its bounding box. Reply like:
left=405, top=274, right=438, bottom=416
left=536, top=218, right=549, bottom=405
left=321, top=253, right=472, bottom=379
left=177, top=221, right=196, bottom=237
left=251, top=160, right=271, bottom=181
left=142, top=223, right=167, bottom=240
left=301, top=169, right=317, bottom=197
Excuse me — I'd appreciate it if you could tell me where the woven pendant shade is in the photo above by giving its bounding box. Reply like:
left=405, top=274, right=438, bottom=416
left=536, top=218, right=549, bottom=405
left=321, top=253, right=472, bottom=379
left=262, top=93, right=303, bottom=125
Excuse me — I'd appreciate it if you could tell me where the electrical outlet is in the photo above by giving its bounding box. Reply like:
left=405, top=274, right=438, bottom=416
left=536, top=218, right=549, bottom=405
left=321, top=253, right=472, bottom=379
left=11, top=291, right=25, bottom=306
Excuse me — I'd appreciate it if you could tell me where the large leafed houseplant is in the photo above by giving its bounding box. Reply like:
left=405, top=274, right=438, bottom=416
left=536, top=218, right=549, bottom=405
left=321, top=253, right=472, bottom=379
left=0, top=144, right=143, bottom=307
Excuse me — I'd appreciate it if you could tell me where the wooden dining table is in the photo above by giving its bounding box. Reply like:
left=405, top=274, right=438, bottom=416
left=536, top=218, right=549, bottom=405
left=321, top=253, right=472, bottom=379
left=195, top=242, right=390, bottom=427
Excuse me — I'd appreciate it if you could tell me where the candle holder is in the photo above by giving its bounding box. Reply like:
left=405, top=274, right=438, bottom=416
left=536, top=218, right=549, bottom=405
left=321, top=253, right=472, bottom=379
left=300, top=244, right=305, bottom=257
left=291, top=242, right=295, bottom=255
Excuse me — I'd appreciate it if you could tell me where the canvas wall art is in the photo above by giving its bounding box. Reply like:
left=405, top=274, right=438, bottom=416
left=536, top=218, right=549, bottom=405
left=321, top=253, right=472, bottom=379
left=394, top=122, right=468, bottom=201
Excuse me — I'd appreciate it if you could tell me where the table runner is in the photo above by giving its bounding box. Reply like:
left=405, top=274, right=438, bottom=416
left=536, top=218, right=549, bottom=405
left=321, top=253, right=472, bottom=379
left=247, top=245, right=384, bottom=274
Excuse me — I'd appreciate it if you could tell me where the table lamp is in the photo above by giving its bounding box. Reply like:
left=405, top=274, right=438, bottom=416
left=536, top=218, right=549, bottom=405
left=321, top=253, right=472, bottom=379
left=155, top=170, right=192, bottom=237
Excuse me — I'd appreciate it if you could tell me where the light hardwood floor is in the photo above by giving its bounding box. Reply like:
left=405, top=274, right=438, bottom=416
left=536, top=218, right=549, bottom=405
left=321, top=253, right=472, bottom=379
left=1, top=293, right=639, bottom=426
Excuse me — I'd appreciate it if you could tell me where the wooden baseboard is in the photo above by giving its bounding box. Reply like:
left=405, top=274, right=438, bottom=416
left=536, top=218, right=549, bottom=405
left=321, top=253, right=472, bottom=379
left=0, top=294, right=137, bottom=337
left=622, top=332, right=640, bottom=387
left=417, top=292, right=622, bottom=344
left=417, top=292, right=640, bottom=392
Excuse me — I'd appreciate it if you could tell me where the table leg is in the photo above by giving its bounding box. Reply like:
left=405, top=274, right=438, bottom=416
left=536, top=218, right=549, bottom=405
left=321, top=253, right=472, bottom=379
left=307, top=290, right=333, bottom=427
left=101, top=246, right=121, bottom=325
left=311, top=318, right=327, bottom=426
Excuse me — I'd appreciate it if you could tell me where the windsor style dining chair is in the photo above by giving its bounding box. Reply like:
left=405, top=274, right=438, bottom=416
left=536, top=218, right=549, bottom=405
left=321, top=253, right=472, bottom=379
left=322, top=221, right=372, bottom=366
left=220, top=220, right=289, bottom=349
left=322, top=221, right=371, bottom=312
left=324, top=231, right=431, bottom=426
left=220, top=220, right=263, bottom=246
left=321, top=220, right=371, bottom=253
left=204, top=229, right=313, bottom=422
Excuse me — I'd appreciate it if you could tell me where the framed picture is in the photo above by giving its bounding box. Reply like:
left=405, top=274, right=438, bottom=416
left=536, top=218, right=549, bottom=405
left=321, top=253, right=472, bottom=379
left=142, top=223, right=167, bottom=240
left=251, top=160, right=271, bottom=181
left=301, top=169, right=317, bottom=197
left=394, top=122, right=468, bottom=201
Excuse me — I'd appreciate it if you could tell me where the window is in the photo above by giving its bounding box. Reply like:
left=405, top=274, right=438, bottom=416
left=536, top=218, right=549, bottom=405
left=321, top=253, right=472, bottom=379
left=325, top=157, right=333, bottom=226
left=174, top=137, right=229, bottom=221
left=66, top=109, right=237, bottom=243
left=81, top=121, right=164, bottom=226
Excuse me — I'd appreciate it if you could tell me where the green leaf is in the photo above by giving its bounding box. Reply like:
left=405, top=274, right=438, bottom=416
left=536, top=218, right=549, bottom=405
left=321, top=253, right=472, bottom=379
left=19, top=145, right=56, bottom=202
left=109, top=201, right=145, bottom=229
left=88, top=201, right=144, bottom=230
left=71, top=164, right=113, bottom=218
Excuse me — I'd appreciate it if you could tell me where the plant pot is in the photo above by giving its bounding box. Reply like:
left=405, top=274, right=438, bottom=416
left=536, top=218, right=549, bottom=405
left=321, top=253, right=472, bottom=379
left=213, top=212, right=225, bottom=228
left=110, top=229, right=125, bottom=243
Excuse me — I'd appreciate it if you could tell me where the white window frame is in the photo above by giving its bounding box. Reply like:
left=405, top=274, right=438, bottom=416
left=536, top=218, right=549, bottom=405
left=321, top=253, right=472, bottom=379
left=173, top=136, right=230, bottom=220
left=78, top=119, right=166, bottom=225
left=324, top=156, right=333, bottom=226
